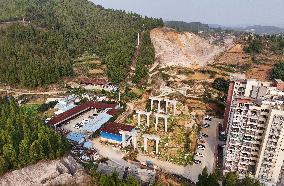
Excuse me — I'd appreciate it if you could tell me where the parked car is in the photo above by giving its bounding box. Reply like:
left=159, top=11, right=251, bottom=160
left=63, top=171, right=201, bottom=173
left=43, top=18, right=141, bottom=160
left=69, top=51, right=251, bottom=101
left=74, top=123, right=80, bottom=129
left=194, top=159, right=202, bottom=164
left=195, top=152, right=204, bottom=157
left=204, top=115, right=212, bottom=121
left=197, top=144, right=205, bottom=148
left=201, top=133, right=208, bottom=137
left=83, top=119, right=89, bottom=123
left=74, top=123, right=83, bottom=129
left=202, top=123, right=210, bottom=128
left=197, top=144, right=205, bottom=150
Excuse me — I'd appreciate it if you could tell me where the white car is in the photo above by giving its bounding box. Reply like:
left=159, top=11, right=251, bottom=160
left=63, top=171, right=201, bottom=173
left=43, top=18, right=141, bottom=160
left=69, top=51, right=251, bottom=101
left=74, top=124, right=80, bottom=129
left=197, top=144, right=206, bottom=150
left=195, top=152, right=204, bottom=157
left=197, top=146, right=205, bottom=150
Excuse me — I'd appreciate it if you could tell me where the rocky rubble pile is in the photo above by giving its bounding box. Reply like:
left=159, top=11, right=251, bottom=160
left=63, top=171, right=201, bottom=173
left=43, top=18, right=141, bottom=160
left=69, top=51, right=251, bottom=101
left=0, top=156, right=91, bottom=186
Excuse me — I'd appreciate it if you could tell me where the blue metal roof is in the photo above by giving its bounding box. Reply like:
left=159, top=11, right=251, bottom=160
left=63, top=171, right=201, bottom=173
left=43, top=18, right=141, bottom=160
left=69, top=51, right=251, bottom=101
left=80, top=112, right=113, bottom=132
left=83, top=141, right=93, bottom=149
left=55, top=102, right=76, bottom=112
left=66, top=132, right=86, bottom=143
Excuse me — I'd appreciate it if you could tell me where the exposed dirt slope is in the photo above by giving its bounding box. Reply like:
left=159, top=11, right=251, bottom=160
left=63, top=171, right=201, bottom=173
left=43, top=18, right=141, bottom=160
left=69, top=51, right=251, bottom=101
left=0, top=156, right=91, bottom=186
left=150, top=27, right=234, bottom=69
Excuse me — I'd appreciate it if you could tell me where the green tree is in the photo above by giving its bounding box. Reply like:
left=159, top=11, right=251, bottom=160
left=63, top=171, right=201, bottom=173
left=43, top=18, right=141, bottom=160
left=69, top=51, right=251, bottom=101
left=244, top=38, right=263, bottom=54
left=223, top=172, right=239, bottom=186
left=18, top=139, right=30, bottom=166
left=0, top=156, right=8, bottom=175
left=272, top=61, right=284, bottom=81
left=0, top=97, right=68, bottom=175
left=237, top=175, right=261, bottom=186
left=125, top=176, right=140, bottom=186
left=99, top=174, right=116, bottom=186
left=3, top=143, right=18, bottom=168
left=197, top=167, right=220, bottom=186
left=197, top=167, right=209, bottom=186
left=212, top=78, right=230, bottom=93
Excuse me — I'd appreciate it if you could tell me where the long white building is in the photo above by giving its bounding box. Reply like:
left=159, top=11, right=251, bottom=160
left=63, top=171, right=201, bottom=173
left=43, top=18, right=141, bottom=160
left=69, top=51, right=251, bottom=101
left=223, top=74, right=284, bottom=185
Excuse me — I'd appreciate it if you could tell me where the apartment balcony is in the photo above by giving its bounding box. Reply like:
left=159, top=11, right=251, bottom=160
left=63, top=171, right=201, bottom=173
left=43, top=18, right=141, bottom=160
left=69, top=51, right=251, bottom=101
left=268, top=138, right=278, bottom=143
left=241, top=147, right=251, bottom=152
left=254, top=135, right=263, bottom=140
left=244, top=133, right=255, bottom=138
left=267, top=142, right=277, bottom=148
left=240, top=161, right=250, bottom=166
left=260, top=112, right=269, bottom=115
left=258, top=117, right=267, bottom=122
left=250, top=156, right=258, bottom=161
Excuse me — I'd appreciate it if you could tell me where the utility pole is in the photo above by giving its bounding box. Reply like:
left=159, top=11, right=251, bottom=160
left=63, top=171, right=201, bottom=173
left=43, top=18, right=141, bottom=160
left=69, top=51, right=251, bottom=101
left=137, top=32, right=140, bottom=47
left=118, top=89, right=121, bottom=107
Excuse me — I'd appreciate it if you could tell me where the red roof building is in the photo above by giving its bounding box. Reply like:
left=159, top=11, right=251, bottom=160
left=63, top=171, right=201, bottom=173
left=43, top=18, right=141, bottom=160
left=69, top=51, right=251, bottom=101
left=48, top=101, right=118, bottom=127
left=100, top=122, right=135, bottom=135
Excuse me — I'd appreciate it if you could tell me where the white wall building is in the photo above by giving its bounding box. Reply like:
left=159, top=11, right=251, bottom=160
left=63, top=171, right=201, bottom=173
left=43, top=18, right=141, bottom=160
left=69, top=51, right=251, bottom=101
left=223, top=74, right=284, bottom=186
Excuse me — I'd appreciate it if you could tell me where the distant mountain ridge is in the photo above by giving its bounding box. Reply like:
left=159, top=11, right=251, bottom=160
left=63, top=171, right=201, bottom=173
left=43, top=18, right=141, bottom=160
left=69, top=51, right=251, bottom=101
left=166, top=20, right=284, bottom=35
left=230, top=25, right=284, bottom=35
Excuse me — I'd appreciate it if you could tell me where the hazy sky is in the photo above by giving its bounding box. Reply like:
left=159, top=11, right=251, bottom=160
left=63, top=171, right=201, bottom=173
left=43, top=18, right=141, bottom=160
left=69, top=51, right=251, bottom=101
left=91, top=0, right=284, bottom=27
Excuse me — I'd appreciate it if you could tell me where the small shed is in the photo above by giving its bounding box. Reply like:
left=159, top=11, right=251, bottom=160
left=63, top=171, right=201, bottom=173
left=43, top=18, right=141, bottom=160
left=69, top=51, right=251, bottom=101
left=100, top=122, right=135, bottom=143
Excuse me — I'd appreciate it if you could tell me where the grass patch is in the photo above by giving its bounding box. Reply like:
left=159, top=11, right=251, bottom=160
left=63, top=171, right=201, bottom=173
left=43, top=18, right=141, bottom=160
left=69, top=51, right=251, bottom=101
left=21, top=104, right=40, bottom=115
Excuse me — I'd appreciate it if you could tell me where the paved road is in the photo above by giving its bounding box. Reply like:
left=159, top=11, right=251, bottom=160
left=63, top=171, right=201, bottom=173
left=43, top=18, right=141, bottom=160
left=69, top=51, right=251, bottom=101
left=92, top=139, right=156, bottom=184
left=115, top=103, right=134, bottom=123
left=0, top=88, right=66, bottom=96
left=92, top=117, right=222, bottom=183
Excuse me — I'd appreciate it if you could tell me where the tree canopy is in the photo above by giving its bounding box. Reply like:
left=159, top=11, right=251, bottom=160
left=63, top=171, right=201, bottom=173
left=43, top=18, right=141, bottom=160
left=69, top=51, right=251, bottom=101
left=132, top=31, right=155, bottom=84
left=222, top=172, right=261, bottom=186
left=197, top=167, right=220, bottom=186
left=0, top=0, right=163, bottom=87
left=0, top=97, right=68, bottom=175
left=212, top=78, right=230, bottom=93
left=272, top=61, right=284, bottom=81
left=0, top=24, right=73, bottom=87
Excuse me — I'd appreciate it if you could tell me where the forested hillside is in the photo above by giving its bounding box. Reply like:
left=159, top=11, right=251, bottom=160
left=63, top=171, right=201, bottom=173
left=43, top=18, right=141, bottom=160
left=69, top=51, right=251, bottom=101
left=0, top=24, right=73, bottom=87
left=0, top=97, right=68, bottom=175
left=0, top=0, right=163, bottom=87
left=165, top=21, right=212, bottom=33
left=132, top=31, right=155, bottom=84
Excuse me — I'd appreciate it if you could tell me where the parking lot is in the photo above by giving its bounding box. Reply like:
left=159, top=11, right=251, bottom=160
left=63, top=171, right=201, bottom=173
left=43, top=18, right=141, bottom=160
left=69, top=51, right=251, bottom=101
left=62, top=109, right=98, bottom=133
left=185, top=116, right=223, bottom=182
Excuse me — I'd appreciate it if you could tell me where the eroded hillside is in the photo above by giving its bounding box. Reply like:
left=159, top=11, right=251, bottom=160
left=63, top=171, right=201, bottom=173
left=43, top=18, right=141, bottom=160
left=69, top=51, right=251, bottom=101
left=150, top=27, right=234, bottom=69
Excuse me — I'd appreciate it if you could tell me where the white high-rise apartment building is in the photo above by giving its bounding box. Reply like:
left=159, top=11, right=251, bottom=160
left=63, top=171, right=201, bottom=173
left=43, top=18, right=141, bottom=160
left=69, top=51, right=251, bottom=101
left=223, top=74, right=284, bottom=185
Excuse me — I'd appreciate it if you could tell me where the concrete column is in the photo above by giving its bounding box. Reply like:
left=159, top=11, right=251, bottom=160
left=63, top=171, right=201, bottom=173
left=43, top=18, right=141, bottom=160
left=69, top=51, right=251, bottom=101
left=155, top=115, right=159, bottom=131
left=146, top=112, right=151, bottom=127
left=132, top=134, right=137, bottom=149
left=158, top=100, right=161, bottom=112
left=155, top=139, right=159, bottom=154
left=150, top=99, right=154, bottom=110
left=137, top=113, right=141, bottom=127
left=144, top=137, right=148, bottom=152
left=121, top=132, right=126, bottom=148
left=165, top=117, right=168, bottom=132
left=165, top=100, right=169, bottom=113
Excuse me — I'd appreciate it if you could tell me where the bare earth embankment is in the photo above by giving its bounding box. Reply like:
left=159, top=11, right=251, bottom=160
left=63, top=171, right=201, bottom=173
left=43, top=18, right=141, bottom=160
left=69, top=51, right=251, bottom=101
left=150, top=27, right=234, bottom=69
